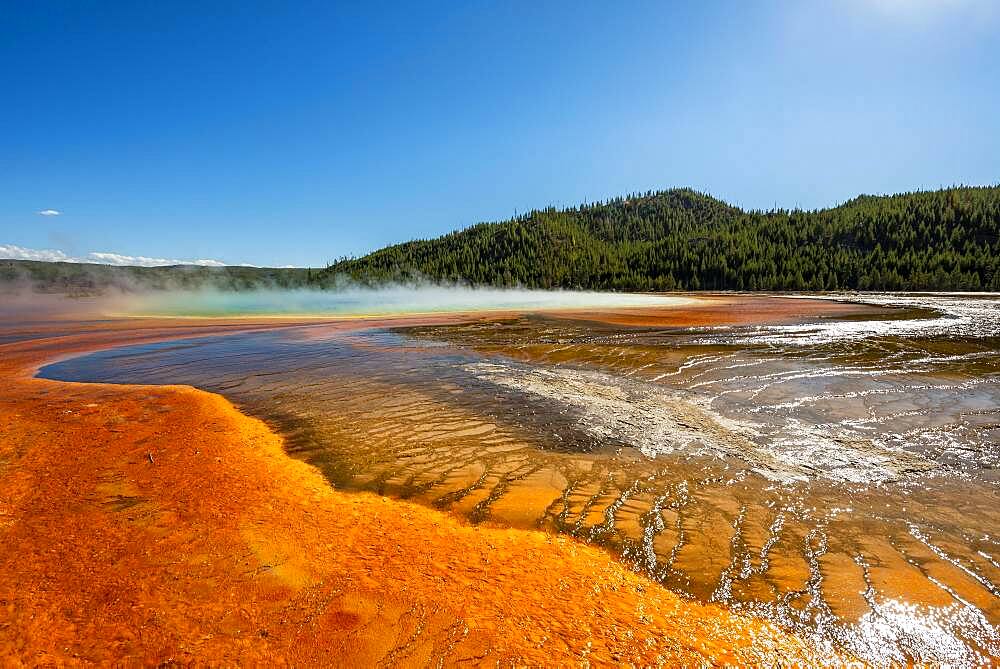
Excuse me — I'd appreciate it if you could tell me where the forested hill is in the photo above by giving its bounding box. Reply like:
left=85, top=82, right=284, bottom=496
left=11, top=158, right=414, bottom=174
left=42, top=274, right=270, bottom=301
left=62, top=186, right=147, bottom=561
left=7, top=185, right=998, bottom=295
left=320, top=186, right=1000, bottom=292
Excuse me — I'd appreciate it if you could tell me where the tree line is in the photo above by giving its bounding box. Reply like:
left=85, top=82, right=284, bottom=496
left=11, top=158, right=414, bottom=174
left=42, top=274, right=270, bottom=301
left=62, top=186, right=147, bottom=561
left=0, top=260, right=313, bottom=294
left=320, top=186, right=1000, bottom=292
left=6, top=185, right=997, bottom=294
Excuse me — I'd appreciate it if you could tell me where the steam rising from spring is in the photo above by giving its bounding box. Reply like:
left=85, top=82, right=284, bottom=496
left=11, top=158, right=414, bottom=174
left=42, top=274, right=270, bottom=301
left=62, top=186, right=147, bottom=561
left=114, top=286, right=694, bottom=318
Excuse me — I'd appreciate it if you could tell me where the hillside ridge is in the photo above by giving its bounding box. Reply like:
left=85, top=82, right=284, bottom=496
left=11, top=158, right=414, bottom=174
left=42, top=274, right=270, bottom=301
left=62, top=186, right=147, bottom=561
left=4, top=185, right=998, bottom=293
left=322, top=185, right=1000, bottom=292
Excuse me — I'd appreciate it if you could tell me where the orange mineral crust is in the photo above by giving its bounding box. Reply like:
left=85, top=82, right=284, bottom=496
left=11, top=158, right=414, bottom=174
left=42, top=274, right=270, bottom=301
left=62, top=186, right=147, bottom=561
left=556, top=293, right=889, bottom=328
left=0, top=318, right=847, bottom=665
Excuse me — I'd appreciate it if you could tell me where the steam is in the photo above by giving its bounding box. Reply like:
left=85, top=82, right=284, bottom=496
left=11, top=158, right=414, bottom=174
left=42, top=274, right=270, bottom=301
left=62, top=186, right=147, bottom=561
left=0, top=290, right=113, bottom=319
left=1, top=259, right=692, bottom=319
left=114, top=285, right=692, bottom=318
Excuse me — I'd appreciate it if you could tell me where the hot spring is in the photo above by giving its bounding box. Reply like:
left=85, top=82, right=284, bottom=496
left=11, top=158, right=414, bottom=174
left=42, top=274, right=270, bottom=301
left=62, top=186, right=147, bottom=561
left=111, top=286, right=697, bottom=317
left=37, top=292, right=1000, bottom=665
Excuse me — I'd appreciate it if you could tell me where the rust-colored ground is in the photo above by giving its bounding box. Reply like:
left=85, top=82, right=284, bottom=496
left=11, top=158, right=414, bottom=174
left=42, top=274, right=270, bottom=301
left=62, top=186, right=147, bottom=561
left=558, top=293, right=885, bottom=328
left=0, top=308, right=853, bottom=666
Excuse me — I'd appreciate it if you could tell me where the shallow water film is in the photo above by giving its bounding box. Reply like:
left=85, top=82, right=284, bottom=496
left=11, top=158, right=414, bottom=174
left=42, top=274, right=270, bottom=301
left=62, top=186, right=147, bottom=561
left=42, top=294, right=1000, bottom=665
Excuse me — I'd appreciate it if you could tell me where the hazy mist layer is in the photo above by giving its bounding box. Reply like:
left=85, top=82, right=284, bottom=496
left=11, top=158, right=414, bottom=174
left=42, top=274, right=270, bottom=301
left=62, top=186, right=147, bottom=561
left=115, top=286, right=692, bottom=318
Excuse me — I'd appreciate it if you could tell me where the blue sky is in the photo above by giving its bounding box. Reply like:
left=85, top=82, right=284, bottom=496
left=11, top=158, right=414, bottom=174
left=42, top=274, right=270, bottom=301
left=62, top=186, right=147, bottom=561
left=1, top=1, right=997, bottom=267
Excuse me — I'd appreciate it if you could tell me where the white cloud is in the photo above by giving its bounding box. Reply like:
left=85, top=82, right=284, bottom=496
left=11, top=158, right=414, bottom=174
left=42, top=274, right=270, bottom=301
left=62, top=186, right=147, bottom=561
left=87, top=252, right=228, bottom=267
left=37, top=209, right=62, bottom=216
left=0, top=244, right=74, bottom=262
left=0, top=243, right=234, bottom=267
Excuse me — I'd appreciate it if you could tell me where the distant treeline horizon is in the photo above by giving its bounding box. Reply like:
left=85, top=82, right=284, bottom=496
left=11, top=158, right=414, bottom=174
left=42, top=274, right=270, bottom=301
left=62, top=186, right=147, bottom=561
left=4, top=184, right=999, bottom=294
left=0, top=260, right=314, bottom=295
